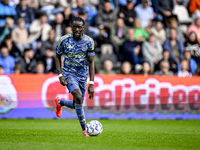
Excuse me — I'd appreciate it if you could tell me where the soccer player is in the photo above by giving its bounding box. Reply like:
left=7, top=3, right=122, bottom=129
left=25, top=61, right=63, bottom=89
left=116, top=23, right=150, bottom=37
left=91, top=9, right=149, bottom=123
left=55, top=17, right=95, bottom=137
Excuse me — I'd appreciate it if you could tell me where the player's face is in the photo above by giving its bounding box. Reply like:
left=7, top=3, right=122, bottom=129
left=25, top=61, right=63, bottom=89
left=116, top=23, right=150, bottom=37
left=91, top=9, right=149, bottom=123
left=72, top=21, right=84, bottom=39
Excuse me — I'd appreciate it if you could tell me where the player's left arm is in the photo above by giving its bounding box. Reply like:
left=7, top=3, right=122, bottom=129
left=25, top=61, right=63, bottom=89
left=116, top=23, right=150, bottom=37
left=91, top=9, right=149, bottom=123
left=87, top=37, right=95, bottom=100
left=88, top=55, right=94, bottom=100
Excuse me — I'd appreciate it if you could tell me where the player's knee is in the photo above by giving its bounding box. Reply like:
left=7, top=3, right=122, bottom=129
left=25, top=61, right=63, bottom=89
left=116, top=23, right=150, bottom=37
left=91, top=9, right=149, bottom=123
left=75, top=94, right=83, bottom=104
left=72, top=90, right=83, bottom=104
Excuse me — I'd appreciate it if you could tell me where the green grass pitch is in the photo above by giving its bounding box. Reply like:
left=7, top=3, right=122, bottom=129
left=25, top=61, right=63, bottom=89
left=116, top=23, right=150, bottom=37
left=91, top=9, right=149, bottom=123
left=0, top=119, right=200, bottom=150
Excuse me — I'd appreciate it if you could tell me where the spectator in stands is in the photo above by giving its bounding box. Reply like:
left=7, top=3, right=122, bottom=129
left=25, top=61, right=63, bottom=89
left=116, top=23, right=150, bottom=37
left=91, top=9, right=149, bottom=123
left=9, top=0, right=19, bottom=7
left=142, top=33, right=163, bottom=71
left=95, top=1, right=117, bottom=29
left=15, top=0, right=35, bottom=29
left=87, top=0, right=99, bottom=9
left=150, top=0, right=163, bottom=21
left=134, top=0, right=154, bottom=30
left=1, top=34, right=21, bottom=62
left=78, top=11, right=91, bottom=37
left=177, top=50, right=197, bottom=75
left=63, top=7, right=74, bottom=27
left=163, top=28, right=184, bottom=63
left=0, top=46, right=15, bottom=74
left=138, top=61, right=151, bottom=76
left=185, top=32, right=200, bottom=63
left=189, top=0, right=200, bottom=20
left=187, top=17, right=200, bottom=44
left=119, top=0, right=136, bottom=27
left=27, top=0, right=39, bottom=10
left=39, top=0, right=57, bottom=8
left=99, top=44, right=119, bottom=70
left=29, top=13, right=52, bottom=51
left=11, top=18, right=29, bottom=53
left=123, top=28, right=144, bottom=66
left=0, top=0, right=16, bottom=27
left=99, top=0, right=119, bottom=11
left=51, top=13, right=65, bottom=42
left=79, top=11, right=99, bottom=38
left=0, top=65, right=4, bottom=74
left=134, top=0, right=162, bottom=21
left=96, top=25, right=111, bottom=48
left=65, top=26, right=72, bottom=34
left=155, top=0, right=175, bottom=26
left=133, top=18, right=149, bottom=42
left=0, top=17, right=14, bottom=43
left=34, top=61, right=45, bottom=74
left=56, top=0, right=70, bottom=11
left=120, top=61, right=133, bottom=74
left=41, top=47, right=56, bottom=73
left=166, top=17, right=185, bottom=43
left=72, top=0, right=97, bottom=25
left=110, top=17, right=127, bottom=61
left=13, top=63, right=21, bottom=74
left=40, top=29, right=57, bottom=59
left=40, top=0, right=57, bottom=22
left=19, top=48, right=37, bottom=73
left=154, top=60, right=174, bottom=75
left=177, top=59, right=192, bottom=77
left=155, top=50, right=177, bottom=73
left=118, top=0, right=136, bottom=7
left=99, top=59, right=116, bottom=74
left=149, top=20, right=166, bottom=44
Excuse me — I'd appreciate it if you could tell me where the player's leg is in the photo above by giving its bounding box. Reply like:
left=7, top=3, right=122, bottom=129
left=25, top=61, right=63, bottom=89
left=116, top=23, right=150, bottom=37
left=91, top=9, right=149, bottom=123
left=58, top=98, right=74, bottom=109
left=55, top=97, right=74, bottom=117
left=55, top=76, right=78, bottom=117
left=71, top=89, right=89, bottom=137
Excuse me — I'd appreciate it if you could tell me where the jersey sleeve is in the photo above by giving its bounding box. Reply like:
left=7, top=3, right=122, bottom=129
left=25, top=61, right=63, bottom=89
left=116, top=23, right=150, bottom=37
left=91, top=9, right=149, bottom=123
left=87, top=38, right=95, bottom=56
left=56, top=37, right=64, bottom=55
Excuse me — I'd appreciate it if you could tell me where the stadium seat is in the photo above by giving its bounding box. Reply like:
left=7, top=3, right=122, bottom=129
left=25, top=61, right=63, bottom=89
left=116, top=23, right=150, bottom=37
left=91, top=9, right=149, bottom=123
left=173, top=4, right=192, bottom=24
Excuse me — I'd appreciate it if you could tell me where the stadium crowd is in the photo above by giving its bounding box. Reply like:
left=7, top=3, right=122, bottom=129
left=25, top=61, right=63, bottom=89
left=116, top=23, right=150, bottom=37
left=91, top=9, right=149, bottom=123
left=0, top=0, right=200, bottom=77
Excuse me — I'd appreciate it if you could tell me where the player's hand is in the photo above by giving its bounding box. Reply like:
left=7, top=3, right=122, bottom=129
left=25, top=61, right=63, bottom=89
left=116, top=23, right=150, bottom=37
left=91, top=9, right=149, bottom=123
left=88, top=84, right=94, bottom=100
left=59, top=76, right=68, bottom=86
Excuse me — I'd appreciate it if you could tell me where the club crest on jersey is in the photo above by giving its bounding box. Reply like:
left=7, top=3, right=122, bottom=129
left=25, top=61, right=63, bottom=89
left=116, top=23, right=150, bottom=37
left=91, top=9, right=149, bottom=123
left=82, top=44, right=87, bottom=51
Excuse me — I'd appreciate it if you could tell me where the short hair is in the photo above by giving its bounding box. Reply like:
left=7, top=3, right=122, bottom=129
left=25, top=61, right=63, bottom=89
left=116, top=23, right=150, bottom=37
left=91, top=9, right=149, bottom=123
left=0, top=65, right=4, bottom=69
left=143, top=61, right=151, bottom=68
left=4, top=34, right=12, bottom=40
left=184, top=50, right=191, bottom=54
left=78, top=11, right=86, bottom=16
left=5, top=17, right=14, bottom=25
left=45, top=47, right=53, bottom=51
left=162, top=49, right=169, bottom=54
left=149, top=33, right=155, bottom=37
left=18, top=18, right=25, bottom=24
left=194, top=17, right=200, bottom=24
left=70, top=17, right=85, bottom=26
left=160, top=60, right=169, bottom=68
left=14, top=64, right=21, bottom=71
left=180, top=58, right=188, bottom=64
left=24, top=48, right=33, bottom=53
left=168, top=17, right=177, bottom=23
left=0, top=46, right=8, bottom=50
left=37, top=61, right=45, bottom=66
left=39, top=12, right=47, bottom=18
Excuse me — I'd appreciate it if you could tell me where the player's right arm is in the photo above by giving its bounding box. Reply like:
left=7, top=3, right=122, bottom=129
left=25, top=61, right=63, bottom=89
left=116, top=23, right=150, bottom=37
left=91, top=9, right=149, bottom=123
left=55, top=53, right=68, bottom=86
left=55, top=37, right=68, bottom=86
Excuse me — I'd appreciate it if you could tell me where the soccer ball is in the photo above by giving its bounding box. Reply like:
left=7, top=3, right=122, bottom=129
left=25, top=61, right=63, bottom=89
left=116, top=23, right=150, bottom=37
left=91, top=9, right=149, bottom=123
left=86, top=120, right=103, bottom=136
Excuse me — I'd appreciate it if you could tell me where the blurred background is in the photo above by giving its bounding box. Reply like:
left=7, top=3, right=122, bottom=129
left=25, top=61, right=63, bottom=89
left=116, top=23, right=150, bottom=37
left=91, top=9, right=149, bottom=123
left=0, top=0, right=200, bottom=119
left=0, top=0, right=200, bottom=76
